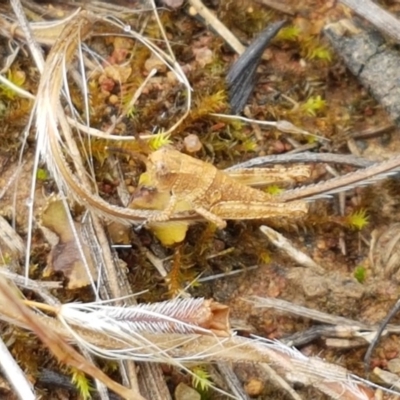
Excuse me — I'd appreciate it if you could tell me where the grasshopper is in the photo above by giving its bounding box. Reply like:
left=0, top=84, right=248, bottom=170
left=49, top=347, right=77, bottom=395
left=140, top=147, right=309, bottom=229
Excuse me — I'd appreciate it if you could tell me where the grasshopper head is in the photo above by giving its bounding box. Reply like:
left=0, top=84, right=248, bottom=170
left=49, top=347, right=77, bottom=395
left=147, top=147, right=181, bottom=190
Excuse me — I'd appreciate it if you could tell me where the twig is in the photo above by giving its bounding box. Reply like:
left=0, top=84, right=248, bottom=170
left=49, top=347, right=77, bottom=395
left=284, top=325, right=370, bottom=348
left=0, top=72, right=33, bottom=98
left=0, top=336, right=35, bottom=400
left=254, top=0, right=295, bottom=15
left=212, top=113, right=326, bottom=141
left=145, top=250, right=168, bottom=278
left=339, top=0, right=400, bottom=43
left=324, top=18, right=400, bottom=126
left=10, top=0, right=44, bottom=72
left=188, top=0, right=245, bottom=54
left=260, top=363, right=303, bottom=400
left=216, top=363, right=251, bottom=400
left=226, top=152, right=374, bottom=170
left=279, top=154, right=400, bottom=202
left=246, top=296, right=377, bottom=330
left=137, top=362, right=173, bottom=400
left=0, top=216, right=25, bottom=258
left=0, top=268, right=62, bottom=295
left=260, top=225, right=325, bottom=274
left=247, top=295, right=400, bottom=339
left=350, top=124, right=394, bottom=140
left=364, top=297, right=400, bottom=371
left=196, top=265, right=258, bottom=283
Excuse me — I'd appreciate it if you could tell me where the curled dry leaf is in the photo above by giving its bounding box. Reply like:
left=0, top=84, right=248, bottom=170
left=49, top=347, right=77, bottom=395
left=40, top=198, right=97, bottom=289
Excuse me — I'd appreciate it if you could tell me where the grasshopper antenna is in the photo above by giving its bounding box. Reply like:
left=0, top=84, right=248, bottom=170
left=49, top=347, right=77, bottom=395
left=105, top=146, right=149, bottom=169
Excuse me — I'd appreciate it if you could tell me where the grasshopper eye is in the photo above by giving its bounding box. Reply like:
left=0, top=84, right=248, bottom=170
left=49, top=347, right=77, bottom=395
left=155, top=161, right=170, bottom=177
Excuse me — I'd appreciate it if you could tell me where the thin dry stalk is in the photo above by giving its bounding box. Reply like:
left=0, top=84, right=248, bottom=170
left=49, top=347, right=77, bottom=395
left=254, top=0, right=295, bottom=15
left=260, top=225, right=325, bottom=273
left=260, top=363, right=303, bottom=400
left=279, top=154, right=400, bottom=202
left=210, top=113, right=325, bottom=141
left=340, top=0, right=400, bottom=43
left=0, top=335, right=35, bottom=400
left=226, top=152, right=374, bottom=170
left=10, top=0, right=44, bottom=72
left=188, top=0, right=245, bottom=54
left=247, top=296, right=371, bottom=329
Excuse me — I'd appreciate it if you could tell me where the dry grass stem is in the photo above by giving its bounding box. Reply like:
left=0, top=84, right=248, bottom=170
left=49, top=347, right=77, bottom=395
left=0, top=335, right=35, bottom=400
left=247, top=296, right=400, bottom=334
left=340, top=0, right=400, bottom=43
left=188, top=0, right=245, bottom=54
left=227, top=152, right=374, bottom=170
left=211, top=113, right=325, bottom=141
left=260, top=363, right=303, bottom=400
left=280, top=154, right=400, bottom=202
left=260, top=225, right=325, bottom=273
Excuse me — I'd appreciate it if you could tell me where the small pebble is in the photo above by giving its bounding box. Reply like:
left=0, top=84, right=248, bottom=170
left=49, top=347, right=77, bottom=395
left=184, top=134, right=202, bottom=153
left=244, top=378, right=264, bottom=397
left=108, top=94, right=119, bottom=105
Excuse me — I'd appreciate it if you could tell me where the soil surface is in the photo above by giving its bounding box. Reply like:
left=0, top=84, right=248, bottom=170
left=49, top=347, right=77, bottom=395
left=2, top=0, right=400, bottom=399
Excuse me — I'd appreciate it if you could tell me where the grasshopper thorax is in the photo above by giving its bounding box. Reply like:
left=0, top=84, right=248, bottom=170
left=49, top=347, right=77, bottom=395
left=147, top=147, right=182, bottom=190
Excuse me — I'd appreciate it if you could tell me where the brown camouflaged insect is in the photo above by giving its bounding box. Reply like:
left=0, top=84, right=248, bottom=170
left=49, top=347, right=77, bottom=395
left=144, top=147, right=309, bottom=229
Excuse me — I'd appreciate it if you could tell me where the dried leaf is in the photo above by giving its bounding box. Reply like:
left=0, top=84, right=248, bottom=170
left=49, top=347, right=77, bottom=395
left=41, top=198, right=97, bottom=289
